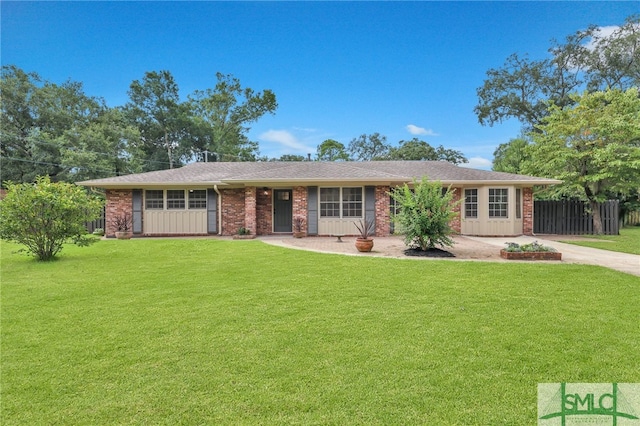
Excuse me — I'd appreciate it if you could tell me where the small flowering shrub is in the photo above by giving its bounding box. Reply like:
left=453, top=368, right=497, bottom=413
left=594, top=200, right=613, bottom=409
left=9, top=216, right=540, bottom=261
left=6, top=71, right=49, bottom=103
left=503, top=241, right=557, bottom=253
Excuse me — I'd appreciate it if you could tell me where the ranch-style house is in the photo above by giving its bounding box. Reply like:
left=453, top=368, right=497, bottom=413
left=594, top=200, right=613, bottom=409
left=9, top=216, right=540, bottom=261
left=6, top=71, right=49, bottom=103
left=78, top=161, right=560, bottom=238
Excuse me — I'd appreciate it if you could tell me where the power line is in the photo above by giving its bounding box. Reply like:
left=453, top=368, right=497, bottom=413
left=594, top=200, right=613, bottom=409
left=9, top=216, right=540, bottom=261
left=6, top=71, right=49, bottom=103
left=1, top=136, right=173, bottom=167
left=0, top=155, right=137, bottom=176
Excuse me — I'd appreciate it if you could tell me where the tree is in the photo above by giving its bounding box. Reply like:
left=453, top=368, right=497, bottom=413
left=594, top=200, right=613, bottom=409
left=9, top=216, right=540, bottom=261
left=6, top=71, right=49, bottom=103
left=348, top=133, right=391, bottom=161
left=390, top=177, right=460, bottom=251
left=475, top=15, right=640, bottom=130
left=272, top=154, right=307, bottom=161
left=0, top=176, right=103, bottom=261
left=124, top=70, right=187, bottom=169
left=0, top=65, right=110, bottom=183
left=492, top=136, right=531, bottom=173
left=55, top=107, right=143, bottom=183
left=316, top=139, right=350, bottom=161
left=524, top=88, right=640, bottom=234
left=386, top=138, right=468, bottom=164
left=188, top=72, right=277, bottom=162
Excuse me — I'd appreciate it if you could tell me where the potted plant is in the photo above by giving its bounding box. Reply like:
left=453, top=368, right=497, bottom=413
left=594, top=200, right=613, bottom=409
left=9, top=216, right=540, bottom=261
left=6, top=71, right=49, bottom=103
left=293, top=216, right=306, bottom=238
left=353, top=218, right=375, bottom=252
left=111, top=213, right=133, bottom=239
left=500, top=241, right=562, bottom=260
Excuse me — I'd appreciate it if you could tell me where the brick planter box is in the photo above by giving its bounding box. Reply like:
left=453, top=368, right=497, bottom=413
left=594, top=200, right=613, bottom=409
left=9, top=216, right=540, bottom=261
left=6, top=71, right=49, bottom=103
left=500, top=250, right=562, bottom=261
left=232, top=234, right=256, bottom=240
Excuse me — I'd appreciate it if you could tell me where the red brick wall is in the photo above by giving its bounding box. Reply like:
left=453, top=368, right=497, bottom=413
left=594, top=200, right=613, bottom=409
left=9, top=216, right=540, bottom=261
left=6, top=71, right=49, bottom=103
left=105, top=189, right=132, bottom=237
left=523, top=187, right=534, bottom=235
left=450, top=187, right=462, bottom=234
left=374, top=186, right=391, bottom=236
left=292, top=186, right=308, bottom=234
left=256, top=188, right=272, bottom=235
left=221, top=188, right=245, bottom=236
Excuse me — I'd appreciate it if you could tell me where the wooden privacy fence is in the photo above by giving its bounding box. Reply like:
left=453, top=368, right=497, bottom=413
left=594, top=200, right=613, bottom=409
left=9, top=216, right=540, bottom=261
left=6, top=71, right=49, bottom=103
left=86, top=207, right=106, bottom=233
left=622, top=210, right=640, bottom=226
left=534, top=200, right=619, bottom=235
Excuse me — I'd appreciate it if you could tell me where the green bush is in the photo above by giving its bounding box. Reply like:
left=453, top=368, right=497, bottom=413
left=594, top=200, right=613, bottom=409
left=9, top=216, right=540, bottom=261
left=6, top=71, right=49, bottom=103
left=0, top=176, right=104, bottom=261
left=503, top=241, right=557, bottom=253
left=390, top=177, right=460, bottom=251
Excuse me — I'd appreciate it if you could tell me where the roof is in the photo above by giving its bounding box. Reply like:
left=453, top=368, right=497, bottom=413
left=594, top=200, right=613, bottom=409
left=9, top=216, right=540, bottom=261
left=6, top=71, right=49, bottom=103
left=77, top=161, right=562, bottom=188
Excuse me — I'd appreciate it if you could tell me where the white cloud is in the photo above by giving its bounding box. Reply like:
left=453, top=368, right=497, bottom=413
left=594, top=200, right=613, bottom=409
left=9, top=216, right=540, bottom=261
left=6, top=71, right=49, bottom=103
left=584, top=25, right=619, bottom=51
left=460, top=157, right=493, bottom=170
left=406, top=124, right=439, bottom=136
left=259, top=129, right=316, bottom=153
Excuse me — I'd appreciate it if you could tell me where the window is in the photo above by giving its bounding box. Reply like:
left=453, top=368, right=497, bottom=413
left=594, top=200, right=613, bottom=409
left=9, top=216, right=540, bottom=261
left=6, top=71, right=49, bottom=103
left=515, top=189, right=522, bottom=219
left=145, top=190, right=164, bottom=209
left=464, top=189, right=478, bottom=218
left=167, top=190, right=185, bottom=210
left=189, top=190, right=207, bottom=209
left=320, top=188, right=340, bottom=217
left=320, top=187, right=363, bottom=218
left=489, top=188, right=508, bottom=218
left=342, top=187, right=363, bottom=217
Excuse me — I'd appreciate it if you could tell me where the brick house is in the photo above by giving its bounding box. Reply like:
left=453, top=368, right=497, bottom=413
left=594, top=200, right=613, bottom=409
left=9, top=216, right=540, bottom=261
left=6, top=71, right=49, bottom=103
left=77, top=161, right=560, bottom=238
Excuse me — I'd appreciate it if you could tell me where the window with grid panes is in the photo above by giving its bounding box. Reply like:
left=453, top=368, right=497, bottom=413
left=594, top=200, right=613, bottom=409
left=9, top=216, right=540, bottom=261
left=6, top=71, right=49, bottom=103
left=515, top=189, right=522, bottom=219
left=342, top=187, right=362, bottom=217
left=320, top=188, right=340, bottom=217
left=488, top=188, right=508, bottom=218
left=464, top=189, right=478, bottom=218
left=145, top=190, right=164, bottom=209
left=188, top=190, right=207, bottom=209
left=167, top=190, right=185, bottom=209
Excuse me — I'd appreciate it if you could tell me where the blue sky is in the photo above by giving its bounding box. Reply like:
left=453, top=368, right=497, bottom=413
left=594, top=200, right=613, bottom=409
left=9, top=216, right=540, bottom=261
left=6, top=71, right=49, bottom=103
left=2, top=1, right=637, bottom=169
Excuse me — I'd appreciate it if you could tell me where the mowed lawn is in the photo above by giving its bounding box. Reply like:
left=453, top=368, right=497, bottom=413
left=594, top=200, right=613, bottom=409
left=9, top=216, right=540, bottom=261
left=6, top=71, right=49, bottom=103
left=561, top=226, right=640, bottom=255
left=1, top=239, right=639, bottom=425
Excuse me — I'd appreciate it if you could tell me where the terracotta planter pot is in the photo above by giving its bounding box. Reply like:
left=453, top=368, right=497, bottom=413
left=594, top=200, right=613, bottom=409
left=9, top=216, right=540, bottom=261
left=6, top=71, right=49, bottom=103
left=293, top=231, right=306, bottom=238
left=115, top=231, right=133, bottom=240
left=355, top=238, right=374, bottom=252
left=500, top=249, right=562, bottom=260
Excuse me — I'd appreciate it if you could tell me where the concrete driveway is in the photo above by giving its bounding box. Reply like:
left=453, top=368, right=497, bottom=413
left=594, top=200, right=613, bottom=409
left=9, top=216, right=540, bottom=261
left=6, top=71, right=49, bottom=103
left=465, top=235, right=640, bottom=277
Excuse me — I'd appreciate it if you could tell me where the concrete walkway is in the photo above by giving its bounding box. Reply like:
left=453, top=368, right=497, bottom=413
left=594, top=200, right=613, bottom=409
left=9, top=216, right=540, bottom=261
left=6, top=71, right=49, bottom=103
left=260, top=234, right=640, bottom=277
left=465, top=235, right=640, bottom=277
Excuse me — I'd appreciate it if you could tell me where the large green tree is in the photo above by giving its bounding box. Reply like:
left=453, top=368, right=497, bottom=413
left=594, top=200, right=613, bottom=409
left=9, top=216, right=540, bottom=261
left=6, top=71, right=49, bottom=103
left=524, top=88, right=640, bottom=234
left=475, top=15, right=640, bottom=130
left=316, top=139, right=350, bottom=161
left=0, top=65, right=124, bottom=183
left=348, top=133, right=391, bottom=161
left=124, top=70, right=189, bottom=170
left=386, top=138, right=467, bottom=164
left=0, top=176, right=103, bottom=261
left=188, top=72, right=277, bottom=162
left=491, top=136, right=531, bottom=174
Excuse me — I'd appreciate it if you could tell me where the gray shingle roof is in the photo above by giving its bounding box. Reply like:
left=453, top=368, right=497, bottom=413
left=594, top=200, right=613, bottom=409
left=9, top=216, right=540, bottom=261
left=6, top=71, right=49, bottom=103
left=77, top=161, right=561, bottom=188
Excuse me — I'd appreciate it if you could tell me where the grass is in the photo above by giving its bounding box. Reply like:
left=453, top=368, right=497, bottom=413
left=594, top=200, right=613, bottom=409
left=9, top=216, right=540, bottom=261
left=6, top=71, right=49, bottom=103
left=2, top=239, right=639, bottom=424
left=560, top=226, right=640, bottom=255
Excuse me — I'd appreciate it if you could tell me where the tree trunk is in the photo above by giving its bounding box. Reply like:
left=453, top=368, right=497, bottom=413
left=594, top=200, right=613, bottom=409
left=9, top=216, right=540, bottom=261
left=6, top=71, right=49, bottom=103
left=165, top=130, right=173, bottom=169
left=589, top=199, right=604, bottom=235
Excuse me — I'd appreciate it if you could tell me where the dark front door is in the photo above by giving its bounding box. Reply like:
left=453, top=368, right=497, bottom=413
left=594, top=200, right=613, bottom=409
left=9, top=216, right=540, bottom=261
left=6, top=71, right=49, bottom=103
left=273, top=189, right=293, bottom=232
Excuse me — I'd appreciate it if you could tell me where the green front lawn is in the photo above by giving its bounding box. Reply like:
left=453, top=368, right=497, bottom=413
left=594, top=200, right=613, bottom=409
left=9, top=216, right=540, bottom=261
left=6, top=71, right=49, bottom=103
left=2, top=239, right=639, bottom=424
left=561, top=226, right=640, bottom=255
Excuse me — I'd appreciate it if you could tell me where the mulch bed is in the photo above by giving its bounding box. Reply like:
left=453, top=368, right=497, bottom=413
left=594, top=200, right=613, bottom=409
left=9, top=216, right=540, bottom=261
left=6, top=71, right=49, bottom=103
left=403, top=248, right=455, bottom=258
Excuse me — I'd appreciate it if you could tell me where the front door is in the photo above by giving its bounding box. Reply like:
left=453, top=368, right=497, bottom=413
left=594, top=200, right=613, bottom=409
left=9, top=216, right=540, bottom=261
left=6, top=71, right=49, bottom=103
left=273, top=189, right=293, bottom=232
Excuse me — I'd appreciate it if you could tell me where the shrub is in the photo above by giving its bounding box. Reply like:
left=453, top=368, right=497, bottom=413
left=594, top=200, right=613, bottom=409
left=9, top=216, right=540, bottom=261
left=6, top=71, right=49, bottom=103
left=0, top=176, right=103, bottom=261
left=503, top=241, right=557, bottom=253
left=390, top=177, right=460, bottom=251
